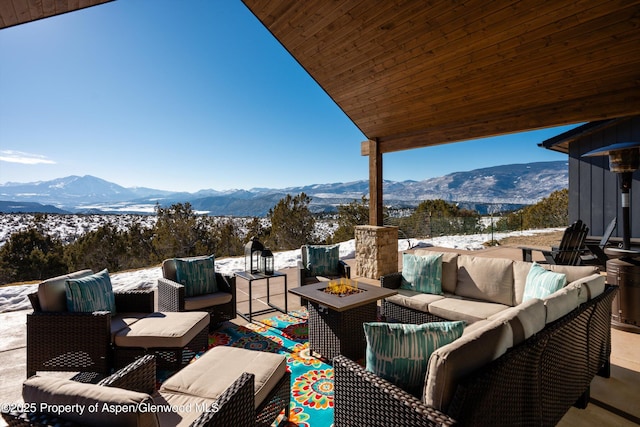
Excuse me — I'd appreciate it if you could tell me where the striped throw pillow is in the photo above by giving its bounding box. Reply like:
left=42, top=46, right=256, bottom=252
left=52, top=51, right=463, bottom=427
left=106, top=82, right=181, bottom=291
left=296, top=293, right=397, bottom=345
left=65, top=269, right=116, bottom=313
left=523, top=262, right=567, bottom=302
left=305, top=244, right=340, bottom=276
left=400, top=253, right=443, bottom=294
left=364, top=321, right=465, bottom=397
left=175, top=256, right=218, bottom=297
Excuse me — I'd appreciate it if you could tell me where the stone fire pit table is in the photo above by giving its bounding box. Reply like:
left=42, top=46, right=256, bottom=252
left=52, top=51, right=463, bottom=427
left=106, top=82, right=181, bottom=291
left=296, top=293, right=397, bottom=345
left=289, top=281, right=397, bottom=362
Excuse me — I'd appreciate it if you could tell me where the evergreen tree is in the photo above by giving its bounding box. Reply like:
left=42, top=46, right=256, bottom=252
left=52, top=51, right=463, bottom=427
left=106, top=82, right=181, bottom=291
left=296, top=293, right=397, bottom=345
left=151, top=203, right=216, bottom=261
left=393, top=199, right=480, bottom=238
left=245, top=217, right=268, bottom=243
left=267, top=193, right=316, bottom=250
left=331, top=196, right=370, bottom=243
left=120, top=220, right=155, bottom=269
left=496, top=189, right=568, bottom=230
left=64, top=223, right=127, bottom=272
left=0, top=227, right=67, bottom=283
left=212, top=218, right=244, bottom=257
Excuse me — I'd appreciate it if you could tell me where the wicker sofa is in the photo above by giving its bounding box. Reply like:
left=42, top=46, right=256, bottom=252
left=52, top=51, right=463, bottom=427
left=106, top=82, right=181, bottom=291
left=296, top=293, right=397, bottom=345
left=3, top=345, right=291, bottom=427
left=334, top=251, right=617, bottom=427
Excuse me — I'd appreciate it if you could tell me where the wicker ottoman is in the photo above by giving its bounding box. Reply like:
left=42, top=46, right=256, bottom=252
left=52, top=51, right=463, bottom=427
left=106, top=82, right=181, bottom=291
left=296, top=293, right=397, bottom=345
left=160, top=346, right=291, bottom=427
left=113, top=311, right=209, bottom=371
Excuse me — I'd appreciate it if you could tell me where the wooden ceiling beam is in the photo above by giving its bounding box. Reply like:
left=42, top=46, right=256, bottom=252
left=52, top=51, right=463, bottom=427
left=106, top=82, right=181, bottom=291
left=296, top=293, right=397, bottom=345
left=361, top=88, right=640, bottom=156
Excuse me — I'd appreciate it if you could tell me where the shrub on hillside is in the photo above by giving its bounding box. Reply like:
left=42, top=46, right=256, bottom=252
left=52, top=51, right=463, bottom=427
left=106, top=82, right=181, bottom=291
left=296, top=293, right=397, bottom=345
left=496, top=189, right=568, bottom=230
left=387, top=199, right=481, bottom=238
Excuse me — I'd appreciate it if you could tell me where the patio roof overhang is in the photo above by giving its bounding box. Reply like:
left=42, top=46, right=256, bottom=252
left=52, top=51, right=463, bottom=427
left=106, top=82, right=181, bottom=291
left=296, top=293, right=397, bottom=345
left=3, top=1, right=640, bottom=225
left=0, top=0, right=113, bottom=30
left=241, top=0, right=640, bottom=224
left=240, top=0, right=640, bottom=153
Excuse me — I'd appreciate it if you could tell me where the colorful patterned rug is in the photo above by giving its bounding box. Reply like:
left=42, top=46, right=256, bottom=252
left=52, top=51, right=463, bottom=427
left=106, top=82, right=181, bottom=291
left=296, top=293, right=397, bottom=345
left=208, top=308, right=334, bottom=427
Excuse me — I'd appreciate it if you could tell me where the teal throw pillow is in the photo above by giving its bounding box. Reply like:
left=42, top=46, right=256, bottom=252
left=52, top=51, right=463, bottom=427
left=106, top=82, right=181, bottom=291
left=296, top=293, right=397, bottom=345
left=65, top=269, right=116, bottom=314
left=305, top=244, right=340, bottom=276
left=523, top=262, right=567, bottom=302
left=400, top=253, right=443, bottom=294
left=364, top=321, right=465, bottom=397
left=175, top=255, right=218, bottom=297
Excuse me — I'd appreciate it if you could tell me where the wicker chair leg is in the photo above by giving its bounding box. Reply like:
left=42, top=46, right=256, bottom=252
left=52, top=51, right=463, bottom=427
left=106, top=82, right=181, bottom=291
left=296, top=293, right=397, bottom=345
left=597, top=358, right=611, bottom=378
left=574, top=386, right=590, bottom=409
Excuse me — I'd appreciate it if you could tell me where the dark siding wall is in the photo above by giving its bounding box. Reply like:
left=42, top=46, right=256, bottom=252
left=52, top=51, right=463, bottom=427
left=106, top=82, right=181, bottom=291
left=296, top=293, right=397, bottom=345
left=568, top=116, right=640, bottom=239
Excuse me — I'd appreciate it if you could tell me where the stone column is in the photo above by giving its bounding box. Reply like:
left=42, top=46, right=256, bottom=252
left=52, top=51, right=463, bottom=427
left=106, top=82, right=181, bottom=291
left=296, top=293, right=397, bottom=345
left=355, top=225, right=398, bottom=279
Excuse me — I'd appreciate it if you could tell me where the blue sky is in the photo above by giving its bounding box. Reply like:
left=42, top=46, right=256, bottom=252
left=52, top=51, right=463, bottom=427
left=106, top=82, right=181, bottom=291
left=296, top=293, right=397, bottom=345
left=0, top=1, right=574, bottom=193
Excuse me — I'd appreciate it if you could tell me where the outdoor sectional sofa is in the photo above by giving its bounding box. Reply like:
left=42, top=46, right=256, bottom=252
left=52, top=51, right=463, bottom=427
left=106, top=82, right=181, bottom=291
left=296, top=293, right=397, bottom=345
left=334, top=251, right=617, bottom=427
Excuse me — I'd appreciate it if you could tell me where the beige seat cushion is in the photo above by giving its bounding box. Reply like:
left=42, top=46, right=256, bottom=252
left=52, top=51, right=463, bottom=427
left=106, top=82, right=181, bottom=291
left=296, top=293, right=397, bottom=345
left=488, top=298, right=546, bottom=345
left=543, top=285, right=580, bottom=324
left=184, top=292, right=233, bottom=311
left=544, top=264, right=600, bottom=282
left=37, top=269, right=94, bottom=312
left=461, top=319, right=492, bottom=336
left=160, top=346, right=286, bottom=409
left=424, top=319, right=512, bottom=411
left=110, top=313, right=148, bottom=339
left=23, top=375, right=158, bottom=427
left=154, top=391, right=219, bottom=427
left=114, top=312, right=209, bottom=348
left=573, top=273, right=606, bottom=302
left=512, top=261, right=601, bottom=305
left=384, top=290, right=446, bottom=313
left=428, top=297, right=509, bottom=323
left=414, top=250, right=459, bottom=293
left=455, top=255, right=514, bottom=306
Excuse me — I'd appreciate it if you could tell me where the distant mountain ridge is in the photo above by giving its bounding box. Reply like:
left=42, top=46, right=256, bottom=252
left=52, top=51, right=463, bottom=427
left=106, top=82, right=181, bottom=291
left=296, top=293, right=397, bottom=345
left=0, top=161, right=567, bottom=216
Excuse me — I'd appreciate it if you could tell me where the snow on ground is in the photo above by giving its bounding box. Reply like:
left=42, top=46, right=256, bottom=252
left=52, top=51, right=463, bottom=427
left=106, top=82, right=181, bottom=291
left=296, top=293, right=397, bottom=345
left=0, top=228, right=562, bottom=314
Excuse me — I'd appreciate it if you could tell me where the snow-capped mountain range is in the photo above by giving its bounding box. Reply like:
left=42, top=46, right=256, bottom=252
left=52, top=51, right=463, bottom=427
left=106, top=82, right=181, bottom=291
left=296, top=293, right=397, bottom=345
left=0, top=161, right=567, bottom=216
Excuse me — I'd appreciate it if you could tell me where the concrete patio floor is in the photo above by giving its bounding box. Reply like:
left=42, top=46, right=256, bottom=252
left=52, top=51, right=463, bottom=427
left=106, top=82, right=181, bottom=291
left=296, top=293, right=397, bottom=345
left=1, top=245, right=638, bottom=426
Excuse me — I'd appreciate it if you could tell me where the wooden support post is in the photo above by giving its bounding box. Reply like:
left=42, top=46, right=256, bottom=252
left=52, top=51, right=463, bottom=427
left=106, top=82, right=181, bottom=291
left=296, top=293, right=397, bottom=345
left=368, top=139, right=383, bottom=226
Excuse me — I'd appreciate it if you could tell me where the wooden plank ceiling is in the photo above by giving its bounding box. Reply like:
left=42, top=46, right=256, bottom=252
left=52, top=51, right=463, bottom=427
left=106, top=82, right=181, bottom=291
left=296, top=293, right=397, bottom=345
left=0, top=0, right=112, bottom=30
left=241, top=0, right=640, bottom=154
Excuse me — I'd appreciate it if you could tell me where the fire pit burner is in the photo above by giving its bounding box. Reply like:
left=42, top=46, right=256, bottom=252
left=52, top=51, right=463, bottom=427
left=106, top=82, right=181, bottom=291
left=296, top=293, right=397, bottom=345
left=321, top=279, right=365, bottom=297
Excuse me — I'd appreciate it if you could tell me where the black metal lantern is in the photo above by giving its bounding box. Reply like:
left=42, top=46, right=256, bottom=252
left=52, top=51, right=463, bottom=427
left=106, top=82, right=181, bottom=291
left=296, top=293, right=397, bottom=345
left=244, top=237, right=264, bottom=274
left=584, top=141, right=640, bottom=252
left=260, top=248, right=274, bottom=275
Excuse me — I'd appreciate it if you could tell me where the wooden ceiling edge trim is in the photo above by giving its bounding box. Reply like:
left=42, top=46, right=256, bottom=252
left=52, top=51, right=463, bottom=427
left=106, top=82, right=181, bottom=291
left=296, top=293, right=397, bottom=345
left=361, top=134, right=464, bottom=156
left=361, top=112, right=640, bottom=156
left=0, top=0, right=114, bottom=30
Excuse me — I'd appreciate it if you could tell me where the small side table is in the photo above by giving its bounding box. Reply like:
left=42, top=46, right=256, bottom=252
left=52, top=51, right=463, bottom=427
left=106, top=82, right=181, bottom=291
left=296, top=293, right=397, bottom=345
left=235, top=270, right=288, bottom=322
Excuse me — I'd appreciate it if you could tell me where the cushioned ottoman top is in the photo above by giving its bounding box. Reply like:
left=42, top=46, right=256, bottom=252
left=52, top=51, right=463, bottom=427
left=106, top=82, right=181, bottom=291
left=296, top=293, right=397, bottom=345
left=160, top=346, right=287, bottom=409
left=114, top=311, right=209, bottom=348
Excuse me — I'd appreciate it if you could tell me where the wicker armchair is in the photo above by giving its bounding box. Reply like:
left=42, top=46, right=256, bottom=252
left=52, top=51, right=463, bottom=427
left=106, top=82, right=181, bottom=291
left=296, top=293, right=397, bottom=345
left=297, top=244, right=351, bottom=285
left=26, top=270, right=155, bottom=378
left=1, top=355, right=256, bottom=427
left=158, top=256, right=237, bottom=330
left=297, top=244, right=350, bottom=306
